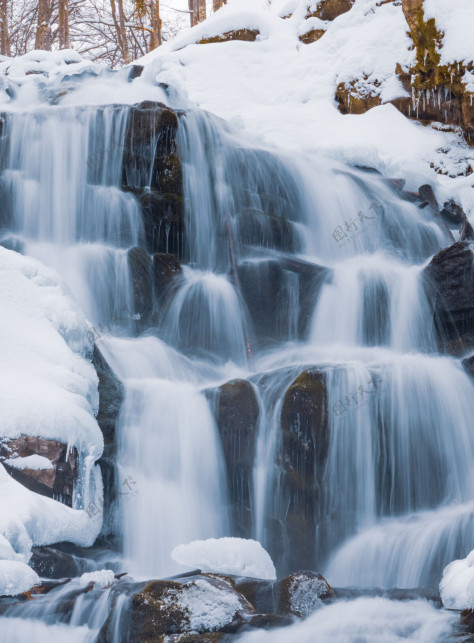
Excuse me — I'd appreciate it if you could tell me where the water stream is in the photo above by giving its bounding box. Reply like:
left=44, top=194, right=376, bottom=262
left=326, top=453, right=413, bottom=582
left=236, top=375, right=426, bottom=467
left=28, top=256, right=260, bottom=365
left=0, top=99, right=472, bottom=640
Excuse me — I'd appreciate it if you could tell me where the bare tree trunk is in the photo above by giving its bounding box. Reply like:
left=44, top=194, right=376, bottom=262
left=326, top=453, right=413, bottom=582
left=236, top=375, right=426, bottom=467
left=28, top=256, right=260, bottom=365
left=110, top=0, right=131, bottom=64
left=149, top=0, right=161, bottom=50
left=197, top=0, right=206, bottom=22
left=213, top=0, right=226, bottom=11
left=58, top=0, right=70, bottom=49
left=35, top=0, right=52, bottom=51
left=188, top=0, right=197, bottom=27
left=0, top=0, right=11, bottom=56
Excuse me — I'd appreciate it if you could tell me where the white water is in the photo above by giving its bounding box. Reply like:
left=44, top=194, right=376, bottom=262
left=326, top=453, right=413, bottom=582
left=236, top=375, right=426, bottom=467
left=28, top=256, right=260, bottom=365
left=0, top=97, right=473, bottom=641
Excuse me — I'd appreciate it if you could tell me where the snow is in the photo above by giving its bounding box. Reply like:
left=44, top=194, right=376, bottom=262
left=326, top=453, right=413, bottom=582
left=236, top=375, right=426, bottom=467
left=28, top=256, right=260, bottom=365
left=178, top=578, right=243, bottom=632
left=0, top=463, right=103, bottom=563
left=171, top=537, right=277, bottom=580
left=424, top=0, right=474, bottom=66
left=79, top=569, right=115, bottom=588
left=4, top=455, right=54, bottom=471
left=0, top=560, right=39, bottom=597
left=0, top=247, right=104, bottom=563
left=440, top=549, right=474, bottom=610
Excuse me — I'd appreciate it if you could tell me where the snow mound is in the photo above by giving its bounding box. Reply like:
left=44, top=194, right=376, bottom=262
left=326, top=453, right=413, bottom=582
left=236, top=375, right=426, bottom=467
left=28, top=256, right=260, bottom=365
left=5, top=455, right=53, bottom=471
left=440, top=549, right=474, bottom=609
left=0, top=560, right=39, bottom=597
left=79, top=569, right=115, bottom=589
left=171, top=537, right=277, bottom=580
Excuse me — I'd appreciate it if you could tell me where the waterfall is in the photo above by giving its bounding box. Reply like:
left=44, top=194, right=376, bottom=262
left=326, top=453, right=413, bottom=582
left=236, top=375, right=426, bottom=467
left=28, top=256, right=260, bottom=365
left=0, top=94, right=473, bottom=640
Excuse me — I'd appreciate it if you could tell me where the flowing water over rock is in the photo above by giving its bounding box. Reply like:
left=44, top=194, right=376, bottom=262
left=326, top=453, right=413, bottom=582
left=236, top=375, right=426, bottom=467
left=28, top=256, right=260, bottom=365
left=0, top=98, right=473, bottom=640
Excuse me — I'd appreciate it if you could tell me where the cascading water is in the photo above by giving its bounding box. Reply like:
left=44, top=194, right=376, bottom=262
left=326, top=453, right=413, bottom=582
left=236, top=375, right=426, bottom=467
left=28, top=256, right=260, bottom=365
left=0, top=90, right=473, bottom=641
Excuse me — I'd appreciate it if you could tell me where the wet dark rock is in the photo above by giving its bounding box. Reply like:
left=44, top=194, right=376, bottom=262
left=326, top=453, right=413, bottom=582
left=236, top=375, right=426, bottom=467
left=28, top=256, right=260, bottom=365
left=0, top=436, right=78, bottom=507
left=441, top=199, right=465, bottom=225
left=237, top=258, right=327, bottom=346
left=233, top=578, right=276, bottom=615
left=128, top=65, right=144, bottom=81
left=278, top=370, right=329, bottom=572
left=30, top=547, right=79, bottom=579
left=198, top=29, right=260, bottom=44
left=423, top=242, right=474, bottom=354
left=279, top=571, right=333, bottom=618
left=462, top=354, right=474, bottom=378
left=152, top=252, right=183, bottom=304
left=213, top=379, right=260, bottom=537
left=235, top=209, right=300, bottom=254
left=93, top=344, right=124, bottom=446
left=125, top=575, right=255, bottom=641
left=128, top=246, right=153, bottom=328
left=139, top=190, right=185, bottom=258
left=122, top=101, right=182, bottom=192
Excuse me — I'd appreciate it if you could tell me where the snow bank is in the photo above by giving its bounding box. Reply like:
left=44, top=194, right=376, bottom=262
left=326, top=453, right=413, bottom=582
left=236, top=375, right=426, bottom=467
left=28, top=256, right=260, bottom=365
left=0, top=560, right=39, bottom=597
left=5, top=455, right=54, bottom=471
left=0, top=247, right=104, bottom=562
left=424, top=0, right=474, bottom=66
left=440, top=549, right=474, bottom=610
left=171, top=537, right=277, bottom=580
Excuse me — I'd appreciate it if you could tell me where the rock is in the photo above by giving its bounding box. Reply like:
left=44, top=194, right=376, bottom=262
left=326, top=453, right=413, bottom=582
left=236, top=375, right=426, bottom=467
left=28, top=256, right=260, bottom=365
left=278, top=370, right=329, bottom=572
left=235, top=209, right=301, bottom=254
left=0, top=436, right=78, bottom=507
left=336, top=80, right=382, bottom=115
left=29, top=547, right=79, bottom=579
left=122, top=101, right=182, bottom=192
left=93, top=344, right=124, bottom=447
left=124, top=575, right=255, bottom=640
left=213, top=379, right=260, bottom=537
left=127, top=246, right=153, bottom=328
left=152, top=252, right=182, bottom=298
left=198, top=30, right=260, bottom=44
left=423, top=242, right=474, bottom=354
left=139, top=190, right=185, bottom=258
left=127, top=65, right=144, bottom=81
left=299, top=29, right=326, bottom=44
left=462, top=355, right=474, bottom=378
left=441, top=199, right=465, bottom=225
left=279, top=571, right=333, bottom=618
left=307, top=0, right=355, bottom=21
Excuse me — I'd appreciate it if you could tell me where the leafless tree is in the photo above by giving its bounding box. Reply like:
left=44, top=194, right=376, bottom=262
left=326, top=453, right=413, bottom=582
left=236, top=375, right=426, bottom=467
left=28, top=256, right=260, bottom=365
left=35, top=0, right=52, bottom=50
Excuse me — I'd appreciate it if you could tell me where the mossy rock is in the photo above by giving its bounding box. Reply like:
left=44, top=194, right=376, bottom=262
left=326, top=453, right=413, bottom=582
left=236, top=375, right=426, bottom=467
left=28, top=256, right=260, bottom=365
left=198, top=29, right=259, bottom=44
left=336, top=80, right=382, bottom=115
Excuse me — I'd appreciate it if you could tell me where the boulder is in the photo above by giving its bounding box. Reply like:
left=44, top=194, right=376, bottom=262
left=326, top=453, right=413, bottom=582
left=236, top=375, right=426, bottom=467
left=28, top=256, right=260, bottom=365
left=336, top=80, right=382, bottom=115
left=462, top=355, right=474, bottom=379
left=152, top=252, right=183, bottom=303
left=278, top=370, right=329, bottom=572
left=29, top=546, right=79, bottom=579
left=423, top=242, right=474, bottom=354
left=139, top=190, right=185, bottom=258
left=198, top=30, right=260, bottom=45
left=235, top=209, right=301, bottom=254
left=278, top=571, right=333, bottom=618
left=307, top=0, right=355, bottom=21
left=213, top=379, right=260, bottom=537
left=118, top=575, right=255, bottom=641
left=299, top=29, right=325, bottom=44
left=441, top=199, right=465, bottom=225
left=127, top=246, right=153, bottom=328
left=0, top=436, right=78, bottom=507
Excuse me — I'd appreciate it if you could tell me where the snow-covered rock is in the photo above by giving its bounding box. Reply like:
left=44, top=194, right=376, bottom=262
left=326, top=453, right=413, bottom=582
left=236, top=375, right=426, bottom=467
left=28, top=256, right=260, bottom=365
left=440, top=549, right=474, bottom=610
left=79, top=569, right=115, bottom=589
left=0, top=560, right=39, bottom=597
left=171, top=537, right=277, bottom=580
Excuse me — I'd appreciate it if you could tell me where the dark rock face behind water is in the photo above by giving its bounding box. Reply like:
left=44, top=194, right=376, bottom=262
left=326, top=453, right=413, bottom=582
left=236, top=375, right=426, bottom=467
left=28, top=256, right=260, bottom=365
left=277, top=370, right=329, bottom=573
left=423, top=242, right=474, bottom=354
left=122, top=102, right=185, bottom=258
left=0, top=436, right=78, bottom=507
left=210, top=379, right=260, bottom=538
